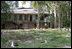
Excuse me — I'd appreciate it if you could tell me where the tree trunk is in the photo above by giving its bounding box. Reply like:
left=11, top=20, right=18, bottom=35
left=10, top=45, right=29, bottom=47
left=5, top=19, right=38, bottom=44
left=54, top=7, right=56, bottom=28
left=37, top=15, right=40, bottom=29
left=49, top=10, right=52, bottom=28
left=70, top=11, right=71, bottom=28
left=61, top=12, right=63, bottom=28
left=58, top=13, right=60, bottom=29
left=50, top=16, right=52, bottom=28
left=36, top=1, right=40, bottom=29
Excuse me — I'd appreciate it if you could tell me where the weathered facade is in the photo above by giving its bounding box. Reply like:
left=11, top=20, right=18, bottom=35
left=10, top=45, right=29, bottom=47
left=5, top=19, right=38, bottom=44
left=1, top=8, right=50, bottom=29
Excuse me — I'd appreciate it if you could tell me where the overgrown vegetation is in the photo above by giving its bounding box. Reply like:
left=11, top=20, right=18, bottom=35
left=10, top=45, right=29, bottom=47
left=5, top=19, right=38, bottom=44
left=1, top=29, right=71, bottom=48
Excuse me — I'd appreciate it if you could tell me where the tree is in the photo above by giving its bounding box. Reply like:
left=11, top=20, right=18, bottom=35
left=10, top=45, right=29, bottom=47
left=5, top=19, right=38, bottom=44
left=1, top=1, right=10, bottom=24
left=21, top=1, right=25, bottom=7
left=1, top=1, right=19, bottom=24
left=31, top=1, right=46, bottom=29
left=45, top=1, right=57, bottom=28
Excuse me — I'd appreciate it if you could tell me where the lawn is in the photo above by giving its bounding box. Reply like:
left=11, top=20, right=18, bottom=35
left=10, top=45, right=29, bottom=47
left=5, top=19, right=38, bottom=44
left=1, top=29, right=71, bottom=48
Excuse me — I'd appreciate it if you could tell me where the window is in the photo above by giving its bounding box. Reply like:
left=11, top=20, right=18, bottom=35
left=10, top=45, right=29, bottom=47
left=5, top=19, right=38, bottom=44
left=19, top=15, right=23, bottom=21
left=35, top=15, right=37, bottom=19
left=40, top=16, right=44, bottom=20
left=30, top=15, right=32, bottom=21
left=24, top=16, right=27, bottom=21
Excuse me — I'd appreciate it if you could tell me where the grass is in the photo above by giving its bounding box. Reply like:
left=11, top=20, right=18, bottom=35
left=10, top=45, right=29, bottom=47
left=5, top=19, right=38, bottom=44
left=1, top=37, right=8, bottom=48
left=1, top=29, right=71, bottom=48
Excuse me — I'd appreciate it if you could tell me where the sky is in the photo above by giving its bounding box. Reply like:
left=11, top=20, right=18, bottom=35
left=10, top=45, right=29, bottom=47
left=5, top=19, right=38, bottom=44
left=18, top=1, right=31, bottom=8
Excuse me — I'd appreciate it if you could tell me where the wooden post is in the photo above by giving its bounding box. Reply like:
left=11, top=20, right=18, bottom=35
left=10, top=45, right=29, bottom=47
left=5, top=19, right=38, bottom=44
left=28, top=15, right=30, bottom=21
left=22, top=14, right=24, bottom=21
left=17, top=14, right=19, bottom=24
left=17, top=14, right=19, bottom=21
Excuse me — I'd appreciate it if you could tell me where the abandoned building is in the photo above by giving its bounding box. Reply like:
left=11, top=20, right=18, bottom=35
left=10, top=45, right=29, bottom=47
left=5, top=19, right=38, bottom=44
left=1, top=7, right=52, bottom=29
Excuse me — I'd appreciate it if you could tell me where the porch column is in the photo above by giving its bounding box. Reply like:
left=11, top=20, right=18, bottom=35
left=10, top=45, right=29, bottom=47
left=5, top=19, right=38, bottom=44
left=28, top=15, right=30, bottom=21
left=17, top=14, right=19, bottom=21
left=22, top=14, right=24, bottom=21
left=16, top=14, right=19, bottom=24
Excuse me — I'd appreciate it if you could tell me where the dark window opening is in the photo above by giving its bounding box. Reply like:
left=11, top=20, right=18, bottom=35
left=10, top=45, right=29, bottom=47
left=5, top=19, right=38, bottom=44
left=44, top=14, right=47, bottom=17
left=35, top=15, right=38, bottom=20
left=19, top=15, right=22, bottom=21
left=24, top=16, right=28, bottom=21
left=2, top=24, right=5, bottom=29
left=30, top=15, right=32, bottom=21
left=34, top=24, right=36, bottom=27
left=40, top=16, right=44, bottom=20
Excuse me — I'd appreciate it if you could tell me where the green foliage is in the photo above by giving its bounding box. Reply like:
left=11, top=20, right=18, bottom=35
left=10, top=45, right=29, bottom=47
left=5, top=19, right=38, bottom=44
left=1, top=1, right=19, bottom=24
left=1, top=1, right=10, bottom=24
left=45, top=1, right=71, bottom=28
left=1, top=29, right=71, bottom=48
left=1, top=36, right=8, bottom=48
left=62, top=15, right=70, bottom=27
left=1, top=1, right=10, bottom=11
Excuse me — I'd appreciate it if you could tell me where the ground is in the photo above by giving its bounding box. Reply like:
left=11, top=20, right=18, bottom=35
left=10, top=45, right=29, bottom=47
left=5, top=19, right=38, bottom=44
left=1, top=29, right=71, bottom=48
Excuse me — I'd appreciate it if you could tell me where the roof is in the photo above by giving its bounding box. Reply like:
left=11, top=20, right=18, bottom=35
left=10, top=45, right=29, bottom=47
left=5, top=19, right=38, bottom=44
left=2, top=7, right=49, bottom=14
